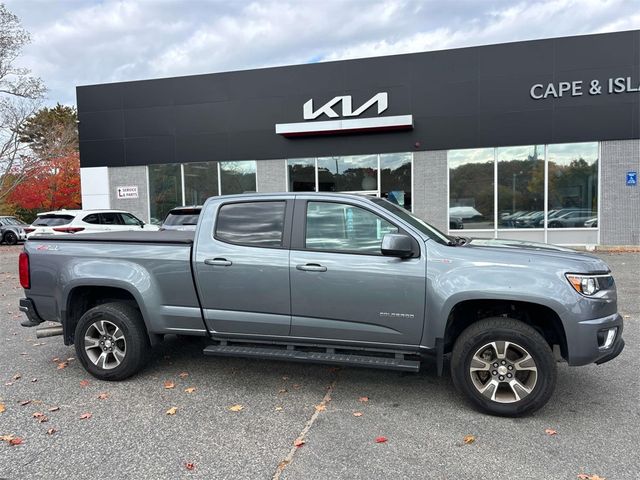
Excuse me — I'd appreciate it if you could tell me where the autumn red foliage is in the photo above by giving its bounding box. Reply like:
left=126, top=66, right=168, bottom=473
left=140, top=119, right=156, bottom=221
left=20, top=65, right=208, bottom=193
left=9, top=152, right=81, bottom=211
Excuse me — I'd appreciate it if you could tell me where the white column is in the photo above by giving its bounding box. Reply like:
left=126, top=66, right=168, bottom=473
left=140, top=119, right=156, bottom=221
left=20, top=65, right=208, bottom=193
left=80, top=167, right=111, bottom=209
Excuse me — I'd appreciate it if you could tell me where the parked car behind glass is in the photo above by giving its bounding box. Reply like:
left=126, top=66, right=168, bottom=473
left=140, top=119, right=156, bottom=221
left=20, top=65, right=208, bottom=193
left=0, top=216, right=28, bottom=245
left=25, top=210, right=158, bottom=237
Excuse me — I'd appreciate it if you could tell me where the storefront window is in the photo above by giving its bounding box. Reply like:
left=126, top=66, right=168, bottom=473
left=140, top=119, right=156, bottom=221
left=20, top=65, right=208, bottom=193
left=317, top=155, right=378, bottom=192
left=288, top=158, right=316, bottom=192
left=497, top=145, right=544, bottom=229
left=449, top=148, right=495, bottom=229
left=149, top=163, right=182, bottom=225
left=380, top=152, right=412, bottom=210
left=220, top=161, right=256, bottom=195
left=184, top=161, right=218, bottom=205
left=547, top=142, right=598, bottom=229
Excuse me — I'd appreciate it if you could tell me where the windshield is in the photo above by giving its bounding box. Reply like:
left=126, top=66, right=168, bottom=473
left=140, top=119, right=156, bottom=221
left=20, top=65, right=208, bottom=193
left=33, top=214, right=75, bottom=226
left=370, top=197, right=450, bottom=245
left=163, top=209, right=201, bottom=226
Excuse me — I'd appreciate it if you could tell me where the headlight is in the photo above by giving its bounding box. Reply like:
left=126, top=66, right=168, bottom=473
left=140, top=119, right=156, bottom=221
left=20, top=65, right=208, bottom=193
left=565, top=274, right=612, bottom=296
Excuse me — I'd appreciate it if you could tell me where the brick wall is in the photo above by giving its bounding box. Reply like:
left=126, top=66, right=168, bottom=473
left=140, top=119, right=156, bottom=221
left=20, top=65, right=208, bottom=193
left=413, top=150, right=448, bottom=232
left=600, top=140, right=640, bottom=245
left=108, top=166, right=150, bottom=223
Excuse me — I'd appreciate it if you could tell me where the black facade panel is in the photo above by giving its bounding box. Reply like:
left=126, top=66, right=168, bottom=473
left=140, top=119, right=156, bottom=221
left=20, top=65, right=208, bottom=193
left=77, top=30, right=640, bottom=168
left=79, top=139, right=125, bottom=167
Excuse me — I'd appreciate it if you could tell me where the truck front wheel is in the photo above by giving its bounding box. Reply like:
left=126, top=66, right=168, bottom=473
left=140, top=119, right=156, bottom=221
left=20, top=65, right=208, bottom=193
left=450, top=317, right=557, bottom=417
left=74, top=302, right=150, bottom=381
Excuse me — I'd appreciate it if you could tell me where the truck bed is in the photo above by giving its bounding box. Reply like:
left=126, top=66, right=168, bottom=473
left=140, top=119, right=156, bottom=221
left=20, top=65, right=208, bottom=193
left=28, top=230, right=194, bottom=244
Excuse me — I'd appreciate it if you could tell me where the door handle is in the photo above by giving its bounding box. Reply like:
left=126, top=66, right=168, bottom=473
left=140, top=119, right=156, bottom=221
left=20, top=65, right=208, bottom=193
left=204, top=258, right=232, bottom=266
left=296, top=263, right=327, bottom=272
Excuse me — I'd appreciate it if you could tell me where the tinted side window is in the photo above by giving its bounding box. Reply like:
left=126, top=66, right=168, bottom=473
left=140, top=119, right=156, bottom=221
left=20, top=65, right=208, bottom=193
left=305, top=202, right=398, bottom=254
left=120, top=213, right=142, bottom=225
left=83, top=214, right=100, bottom=224
left=216, top=201, right=286, bottom=247
left=101, top=212, right=121, bottom=225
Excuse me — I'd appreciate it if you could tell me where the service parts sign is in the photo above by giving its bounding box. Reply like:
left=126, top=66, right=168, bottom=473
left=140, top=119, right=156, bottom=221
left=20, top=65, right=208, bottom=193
left=530, top=76, right=640, bottom=99
left=116, top=186, right=138, bottom=199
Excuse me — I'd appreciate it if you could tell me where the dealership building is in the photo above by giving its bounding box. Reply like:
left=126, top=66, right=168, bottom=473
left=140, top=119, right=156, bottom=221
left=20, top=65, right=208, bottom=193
left=77, top=30, right=640, bottom=245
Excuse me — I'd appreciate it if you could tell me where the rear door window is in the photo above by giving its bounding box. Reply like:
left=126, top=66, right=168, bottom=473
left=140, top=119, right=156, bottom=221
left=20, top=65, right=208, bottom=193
left=100, top=212, right=122, bottom=225
left=82, top=214, right=100, bottom=224
left=32, top=215, right=75, bottom=226
left=215, top=201, right=286, bottom=247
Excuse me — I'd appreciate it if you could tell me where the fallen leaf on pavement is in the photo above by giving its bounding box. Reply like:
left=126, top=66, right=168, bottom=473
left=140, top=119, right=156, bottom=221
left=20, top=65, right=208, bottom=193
left=228, top=404, right=244, bottom=412
left=178, top=372, right=189, bottom=378
left=358, top=396, right=369, bottom=403
left=277, top=460, right=290, bottom=470
left=46, top=428, right=57, bottom=435
left=56, top=362, right=68, bottom=370
left=31, top=378, right=37, bottom=383
left=32, top=412, right=45, bottom=419
left=19, top=400, right=31, bottom=406
left=97, top=393, right=109, bottom=400
left=48, top=407, right=60, bottom=412
left=577, top=475, right=606, bottom=480
left=38, top=416, right=49, bottom=424
left=184, top=462, right=195, bottom=471
left=12, top=373, right=21, bottom=380
left=0, top=435, right=15, bottom=442
left=545, top=428, right=558, bottom=436
left=292, top=383, right=301, bottom=389
left=184, top=387, right=196, bottom=394
left=463, top=434, right=476, bottom=445
left=79, top=380, right=90, bottom=387
left=166, top=407, right=178, bottom=415
left=0, top=404, right=5, bottom=414
left=79, top=413, right=92, bottom=420
left=315, top=404, right=326, bottom=412
left=282, top=376, right=289, bottom=380
left=164, top=381, right=175, bottom=389
left=275, top=406, right=283, bottom=411
left=294, top=438, right=305, bottom=448
left=278, top=388, right=288, bottom=394
left=8, top=437, right=23, bottom=446
left=353, top=412, right=363, bottom=417
left=375, top=436, right=388, bottom=443
left=4, top=382, right=13, bottom=386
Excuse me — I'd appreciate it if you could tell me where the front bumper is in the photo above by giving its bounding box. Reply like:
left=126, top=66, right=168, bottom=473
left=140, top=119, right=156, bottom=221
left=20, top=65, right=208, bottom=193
left=19, top=298, right=44, bottom=327
left=567, top=312, right=625, bottom=366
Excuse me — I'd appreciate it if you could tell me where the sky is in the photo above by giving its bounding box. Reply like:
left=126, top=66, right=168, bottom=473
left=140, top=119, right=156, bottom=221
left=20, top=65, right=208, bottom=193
left=5, top=0, right=640, bottom=106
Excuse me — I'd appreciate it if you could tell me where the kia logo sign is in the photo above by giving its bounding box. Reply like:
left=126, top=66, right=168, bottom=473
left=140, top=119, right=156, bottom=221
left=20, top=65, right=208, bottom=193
left=303, top=92, right=388, bottom=119
left=275, top=92, right=413, bottom=137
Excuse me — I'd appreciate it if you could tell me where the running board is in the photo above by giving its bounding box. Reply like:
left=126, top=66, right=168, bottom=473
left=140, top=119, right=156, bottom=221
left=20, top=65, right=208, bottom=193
left=203, top=344, right=420, bottom=372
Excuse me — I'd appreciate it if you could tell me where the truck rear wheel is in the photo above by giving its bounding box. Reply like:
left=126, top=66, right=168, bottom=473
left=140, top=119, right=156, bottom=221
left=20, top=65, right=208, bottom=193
left=450, top=317, right=557, bottom=417
left=74, top=302, right=150, bottom=381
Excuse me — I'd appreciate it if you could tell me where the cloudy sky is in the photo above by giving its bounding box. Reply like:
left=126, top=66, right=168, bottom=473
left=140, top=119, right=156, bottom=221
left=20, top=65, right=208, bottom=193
left=5, top=0, right=640, bottom=106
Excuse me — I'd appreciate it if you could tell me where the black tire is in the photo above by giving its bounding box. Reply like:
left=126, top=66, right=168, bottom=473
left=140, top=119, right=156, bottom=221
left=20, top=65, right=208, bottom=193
left=3, top=231, right=18, bottom=245
left=450, top=317, right=557, bottom=417
left=74, top=302, right=150, bottom=381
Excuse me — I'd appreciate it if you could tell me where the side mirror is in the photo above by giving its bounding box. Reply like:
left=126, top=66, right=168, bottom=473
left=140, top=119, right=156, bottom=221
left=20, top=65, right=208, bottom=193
left=381, top=233, right=413, bottom=258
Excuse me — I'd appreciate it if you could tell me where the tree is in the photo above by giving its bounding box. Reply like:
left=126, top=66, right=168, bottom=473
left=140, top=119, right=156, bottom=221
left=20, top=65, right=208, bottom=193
left=9, top=151, right=81, bottom=213
left=18, top=103, right=78, bottom=156
left=0, top=4, right=46, bottom=204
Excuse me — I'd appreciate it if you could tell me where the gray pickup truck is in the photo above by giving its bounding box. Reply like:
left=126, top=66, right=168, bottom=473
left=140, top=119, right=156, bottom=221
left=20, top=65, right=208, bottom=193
left=18, top=193, right=624, bottom=416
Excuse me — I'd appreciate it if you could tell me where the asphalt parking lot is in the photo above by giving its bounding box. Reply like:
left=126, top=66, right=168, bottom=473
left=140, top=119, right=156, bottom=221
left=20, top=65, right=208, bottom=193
left=0, top=245, right=638, bottom=479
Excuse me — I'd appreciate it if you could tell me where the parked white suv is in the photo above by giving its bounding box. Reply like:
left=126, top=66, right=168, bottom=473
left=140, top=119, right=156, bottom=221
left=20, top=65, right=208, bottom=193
left=25, top=210, right=159, bottom=237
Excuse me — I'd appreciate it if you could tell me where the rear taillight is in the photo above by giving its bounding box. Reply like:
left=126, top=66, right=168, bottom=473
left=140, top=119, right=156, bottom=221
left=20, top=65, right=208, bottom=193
left=52, top=227, right=85, bottom=233
left=19, top=252, right=30, bottom=289
left=24, top=227, right=35, bottom=234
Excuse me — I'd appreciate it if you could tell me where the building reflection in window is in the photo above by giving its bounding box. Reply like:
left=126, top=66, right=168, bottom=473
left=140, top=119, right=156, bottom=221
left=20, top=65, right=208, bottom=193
left=317, top=155, right=378, bottom=193
left=497, top=145, right=545, bottom=229
left=288, top=158, right=316, bottom=192
left=380, top=152, right=412, bottom=211
left=148, top=163, right=182, bottom=225
left=547, top=142, right=598, bottom=229
left=220, top=161, right=257, bottom=195
left=184, top=161, right=218, bottom=205
left=449, top=148, right=495, bottom=229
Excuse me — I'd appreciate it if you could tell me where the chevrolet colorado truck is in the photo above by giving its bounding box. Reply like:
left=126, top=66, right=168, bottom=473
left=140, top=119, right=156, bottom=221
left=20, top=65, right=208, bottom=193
left=18, top=193, right=625, bottom=416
